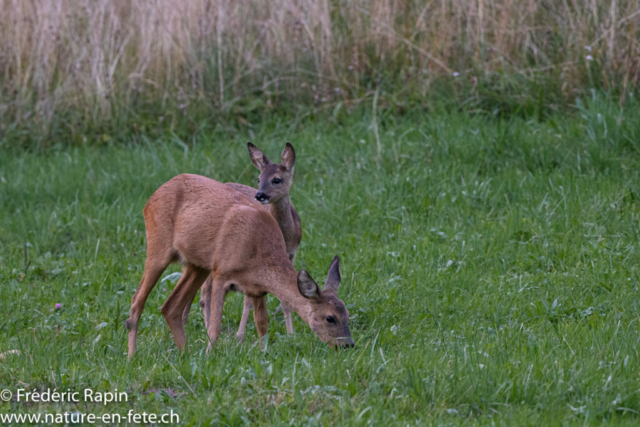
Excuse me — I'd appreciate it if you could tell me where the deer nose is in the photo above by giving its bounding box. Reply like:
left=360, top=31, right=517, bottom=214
left=255, top=192, right=269, bottom=204
left=338, top=337, right=355, bottom=349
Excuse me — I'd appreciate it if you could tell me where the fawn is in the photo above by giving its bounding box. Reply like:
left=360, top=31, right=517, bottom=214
left=126, top=174, right=353, bottom=357
left=188, top=142, right=301, bottom=342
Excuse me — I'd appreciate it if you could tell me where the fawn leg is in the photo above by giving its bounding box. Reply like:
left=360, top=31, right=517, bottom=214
left=206, top=277, right=228, bottom=352
left=181, top=293, right=199, bottom=327
left=236, top=295, right=254, bottom=342
left=252, top=296, right=268, bottom=349
left=282, top=303, right=294, bottom=334
left=199, top=275, right=213, bottom=330
left=282, top=252, right=296, bottom=334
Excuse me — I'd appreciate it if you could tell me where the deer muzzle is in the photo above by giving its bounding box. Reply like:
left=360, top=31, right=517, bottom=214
left=255, top=192, right=270, bottom=204
left=335, top=336, right=355, bottom=349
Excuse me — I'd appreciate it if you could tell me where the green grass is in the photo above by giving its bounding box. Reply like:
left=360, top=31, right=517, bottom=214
left=2, top=94, right=640, bottom=425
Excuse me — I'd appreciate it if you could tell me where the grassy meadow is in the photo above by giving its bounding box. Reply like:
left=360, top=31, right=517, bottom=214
left=1, top=94, right=640, bottom=425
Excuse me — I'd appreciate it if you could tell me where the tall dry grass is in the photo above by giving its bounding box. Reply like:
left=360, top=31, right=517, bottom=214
left=1, top=0, right=639, bottom=133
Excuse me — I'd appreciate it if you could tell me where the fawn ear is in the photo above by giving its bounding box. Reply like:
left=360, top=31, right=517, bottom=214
left=247, top=142, right=271, bottom=171
left=323, top=256, right=341, bottom=295
left=298, top=270, right=322, bottom=302
left=281, top=142, right=296, bottom=171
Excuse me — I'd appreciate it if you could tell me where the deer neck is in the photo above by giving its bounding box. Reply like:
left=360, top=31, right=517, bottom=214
left=264, top=267, right=312, bottom=324
left=268, top=196, right=295, bottom=245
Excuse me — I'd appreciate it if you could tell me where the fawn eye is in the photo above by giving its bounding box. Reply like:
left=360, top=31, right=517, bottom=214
left=272, top=178, right=281, bottom=184
left=326, top=316, right=336, bottom=324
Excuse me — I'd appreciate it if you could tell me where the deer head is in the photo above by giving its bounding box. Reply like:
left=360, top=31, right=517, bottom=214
left=297, top=256, right=354, bottom=349
left=247, top=142, right=295, bottom=204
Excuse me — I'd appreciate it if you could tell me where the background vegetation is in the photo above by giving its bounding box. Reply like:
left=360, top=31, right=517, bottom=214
left=2, top=0, right=640, bottom=149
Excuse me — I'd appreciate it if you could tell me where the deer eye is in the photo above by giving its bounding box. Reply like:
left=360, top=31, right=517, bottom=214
left=257, top=178, right=260, bottom=183
left=326, top=316, right=336, bottom=324
left=272, top=178, right=281, bottom=184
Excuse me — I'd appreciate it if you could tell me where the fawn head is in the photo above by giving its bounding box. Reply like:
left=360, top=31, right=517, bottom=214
left=297, top=256, right=354, bottom=349
left=247, top=142, right=295, bottom=204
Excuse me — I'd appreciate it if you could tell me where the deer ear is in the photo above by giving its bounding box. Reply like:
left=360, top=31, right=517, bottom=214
left=247, top=142, right=271, bottom=171
left=281, top=142, right=296, bottom=171
left=298, top=270, right=321, bottom=302
left=323, top=256, right=341, bottom=295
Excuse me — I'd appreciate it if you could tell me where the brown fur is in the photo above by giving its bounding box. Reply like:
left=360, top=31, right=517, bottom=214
left=184, top=142, right=302, bottom=341
left=126, top=174, right=352, bottom=358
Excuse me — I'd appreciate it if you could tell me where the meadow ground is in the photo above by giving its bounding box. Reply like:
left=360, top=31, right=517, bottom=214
left=2, top=96, right=640, bottom=425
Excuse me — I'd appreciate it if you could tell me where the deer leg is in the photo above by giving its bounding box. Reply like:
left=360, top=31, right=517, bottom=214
left=282, top=252, right=296, bottom=334
left=199, top=275, right=213, bottom=330
left=252, top=296, right=268, bottom=349
left=282, top=302, right=294, bottom=334
left=181, top=293, right=198, bottom=327
left=161, top=265, right=209, bottom=352
left=126, top=253, right=172, bottom=359
left=236, top=295, right=254, bottom=342
left=206, top=277, right=228, bottom=352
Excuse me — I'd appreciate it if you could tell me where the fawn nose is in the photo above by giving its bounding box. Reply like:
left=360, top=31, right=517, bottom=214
left=255, top=192, right=269, bottom=204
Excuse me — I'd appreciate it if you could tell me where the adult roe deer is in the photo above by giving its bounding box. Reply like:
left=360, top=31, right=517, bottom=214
left=187, top=142, right=301, bottom=342
left=126, top=174, right=353, bottom=357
